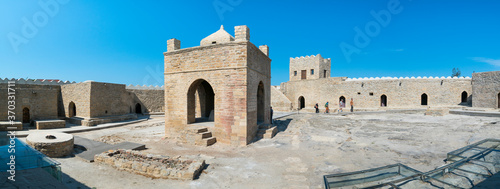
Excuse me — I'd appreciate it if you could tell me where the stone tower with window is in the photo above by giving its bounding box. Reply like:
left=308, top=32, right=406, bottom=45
left=289, top=54, right=331, bottom=81
left=164, top=25, right=274, bottom=146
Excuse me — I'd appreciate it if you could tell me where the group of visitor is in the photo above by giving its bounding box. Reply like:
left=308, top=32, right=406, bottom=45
left=314, top=98, right=354, bottom=113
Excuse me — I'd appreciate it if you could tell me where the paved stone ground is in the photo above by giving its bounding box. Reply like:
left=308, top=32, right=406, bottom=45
left=74, top=136, right=145, bottom=162
left=43, top=112, right=500, bottom=188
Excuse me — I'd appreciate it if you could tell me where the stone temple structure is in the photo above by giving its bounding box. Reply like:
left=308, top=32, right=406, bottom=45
left=163, top=25, right=272, bottom=146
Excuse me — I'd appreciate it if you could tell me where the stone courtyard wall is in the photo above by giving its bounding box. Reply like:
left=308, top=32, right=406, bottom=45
left=271, top=86, right=292, bottom=111
left=126, top=88, right=165, bottom=113
left=90, top=82, right=132, bottom=117
left=0, top=82, right=60, bottom=122
left=472, top=71, right=500, bottom=108
left=279, top=77, right=472, bottom=111
left=61, top=82, right=92, bottom=118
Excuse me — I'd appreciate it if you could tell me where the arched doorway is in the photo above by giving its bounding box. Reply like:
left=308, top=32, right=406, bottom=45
left=298, top=96, right=305, bottom=110
left=257, top=82, right=265, bottom=123
left=135, top=103, right=142, bottom=114
left=381, top=95, right=387, bottom=107
left=187, top=79, right=215, bottom=123
left=421, top=93, right=428, bottom=105
left=69, top=102, right=76, bottom=117
left=22, top=107, right=30, bottom=123
left=498, top=92, right=500, bottom=108
left=461, top=91, right=468, bottom=103
left=339, top=96, right=346, bottom=108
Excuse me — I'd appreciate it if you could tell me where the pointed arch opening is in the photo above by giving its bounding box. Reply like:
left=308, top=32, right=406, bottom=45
left=461, top=91, right=468, bottom=103
left=339, top=96, right=346, bottom=108
left=421, top=93, right=428, bottom=105
left=22, top=107, right=30, bottom=123
left=498, top=92, right=500, bottom=108
left=257, top=81, right=265, bottom=123
left=187, top=79, right=215, bottom=124
left=381, top=95, right=387, bottom=107
left=298, top=96, right=305, bottom=110
left=69, top=102, right=76, bottom=117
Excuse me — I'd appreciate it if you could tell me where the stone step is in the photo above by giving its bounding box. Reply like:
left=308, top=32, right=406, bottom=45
left=258, top=123, right=273, bottom=129
left=256, top=126, right=278, bottom=139
left=204, top=137, right=217, bottom=146
left=196, top=127, right=208, bottom=133
left=200, top=131, right=212, bottom=139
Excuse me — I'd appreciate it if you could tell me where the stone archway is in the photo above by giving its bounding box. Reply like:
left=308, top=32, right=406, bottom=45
left=421, top=93, right=428, bottom=105
left=135, top=103, right=142, bottom=114
left=187, top=79, right=215, bottom=123
left=22, top=107, right=30, bottom=123
left=69, top=102, right=76, bottom=117
left=298, top=96, right=305, bottom=110
left=461, top=91, right=468, bottom=103
left=257, top=81, right=265, bottom=123
left=339, top=96, right=346, bottom=108
left=381, top=95, right=387, bottom=107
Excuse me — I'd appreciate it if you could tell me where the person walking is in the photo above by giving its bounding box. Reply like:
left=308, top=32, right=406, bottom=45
left=314, top=103, right=319, bottom=113
left=325, top=102, right=329, bottom=113
left=350, top=98, right=354, bottom=112
left=270, top=106, right=274, bottom=124
left=339, top=100, right=343, bottom=113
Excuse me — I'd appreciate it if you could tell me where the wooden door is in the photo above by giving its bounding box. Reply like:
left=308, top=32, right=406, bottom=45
left=301, top=70, right=306, bottom=80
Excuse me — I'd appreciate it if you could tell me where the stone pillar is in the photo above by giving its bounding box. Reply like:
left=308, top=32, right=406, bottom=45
left=167, top=38, right=181, bottom=52
left=259, top=45, right=269, bottom=56
left=234, top=25, right=250, bottom=42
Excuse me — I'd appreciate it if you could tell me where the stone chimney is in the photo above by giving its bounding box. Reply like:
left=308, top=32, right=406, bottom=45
left=259, top=45, right=269, bottom=56
left=234, top=25, right=250, bottom=42
left=167, top=38, right=180, bottom=52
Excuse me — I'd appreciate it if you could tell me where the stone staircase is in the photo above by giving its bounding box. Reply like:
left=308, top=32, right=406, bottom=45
left=256, top=123, right=278, bottom=139
left=184, top=126, right=216, bottom=146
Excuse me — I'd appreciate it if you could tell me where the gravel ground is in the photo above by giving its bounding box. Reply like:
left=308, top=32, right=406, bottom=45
left=51, top=113, right=500, bottom=189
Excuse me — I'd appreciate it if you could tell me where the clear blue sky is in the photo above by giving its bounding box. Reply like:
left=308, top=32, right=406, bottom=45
left=1, top=0, right=499, bottom=86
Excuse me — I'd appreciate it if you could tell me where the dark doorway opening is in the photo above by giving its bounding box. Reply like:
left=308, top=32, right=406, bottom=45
left=381, top=95, right=387, bottom=107
left=257, top=82, right=265, bottom=123
left=301, top=70, right=307, bottom=80
left=135, top=103, right=142, bottom=114
left=421, top=93, right=428, bottom=105
left=461, top=91, right=468, bottom=103
left=22, top=107, right=30, bottom=123
left=298, top=96, right=305, bottom=110
left=324, top=70, right=327, bottom=78
left=498, top=93, right=500, bottom=108
left=187, top=79, right=215, bottom=123
left=69, top=102, right=76, bottom=117
left=339, top=96, right=346, bottom=108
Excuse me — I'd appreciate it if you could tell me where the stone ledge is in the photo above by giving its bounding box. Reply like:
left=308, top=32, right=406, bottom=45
left=0, top=121, right=23, bottom=131
left=35, top=120, right=66, bottom=130
left=95, top=149, right=205, bottom=180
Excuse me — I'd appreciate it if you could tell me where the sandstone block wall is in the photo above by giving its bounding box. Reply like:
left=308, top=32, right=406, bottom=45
left=271, top=86, right=292, bottom=111
left=0, top=83, right=59, bottom=122
left=35, top=120, right=66, bottom=129
left=472, top=71, right=500, bottom=108
left=127, top=89, right=164, bottom=113
left=61, top=82, right=92, bottom=118
left=289, top=54, right=331, bottom=81
left=90, top=82, right=132, bottom=117
left=280, top=77, right=472, bottom=111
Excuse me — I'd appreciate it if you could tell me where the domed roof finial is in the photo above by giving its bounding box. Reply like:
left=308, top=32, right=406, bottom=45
left=220, top=25, right=224, bottom=30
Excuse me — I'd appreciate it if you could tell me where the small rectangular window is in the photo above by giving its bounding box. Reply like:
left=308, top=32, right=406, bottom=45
left=369, top=92, right=374, bottom=96
left=311, top=69, right=314, bottom=75
left=357, top=92, right=361, bottom=95
left=294, top=71, right=297, bottom=76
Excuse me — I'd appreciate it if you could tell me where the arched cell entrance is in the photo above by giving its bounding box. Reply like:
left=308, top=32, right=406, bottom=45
left=381, top=95, right=387, bottom=107
left=421, top=93, right=428, bottom=105
left=68, top=102, right=76, bottom=117
left=187, top=79, right=215, bottom=123
left=257, top=81, right=265, bottom=123
left=498, top=92, right=500, bottom=108
left=298, top=96, right=305, bottom=110
left=135, top=103, right=142, bottom=114
left=22, top=107, right=30, bottom=123
left=461, top=91, right=468, bottom=103
left=339, top=96, right=346, bottom=107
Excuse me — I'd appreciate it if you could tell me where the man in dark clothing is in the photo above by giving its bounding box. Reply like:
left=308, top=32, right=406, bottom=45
left=314, top=103, right=319, bottom=113
left=270, top=106, right=274, bottom=124
left=350, top=98, right=354, bottom=112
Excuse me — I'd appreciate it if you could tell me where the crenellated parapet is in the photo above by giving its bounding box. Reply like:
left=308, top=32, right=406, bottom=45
left=345, top=76, right=471, bottom=81
left=126, top=84, right=164, bottom=90
left=0, top=78, right=76, bottom=85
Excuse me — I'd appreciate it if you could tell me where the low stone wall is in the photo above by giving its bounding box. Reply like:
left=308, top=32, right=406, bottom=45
left=35, top=120, right=66, bottom=129
left=0, top=121, right=23, bottom=131
left=69, top=114, right=137, bottom=126
left=94, top=149, right=205, bottom=180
